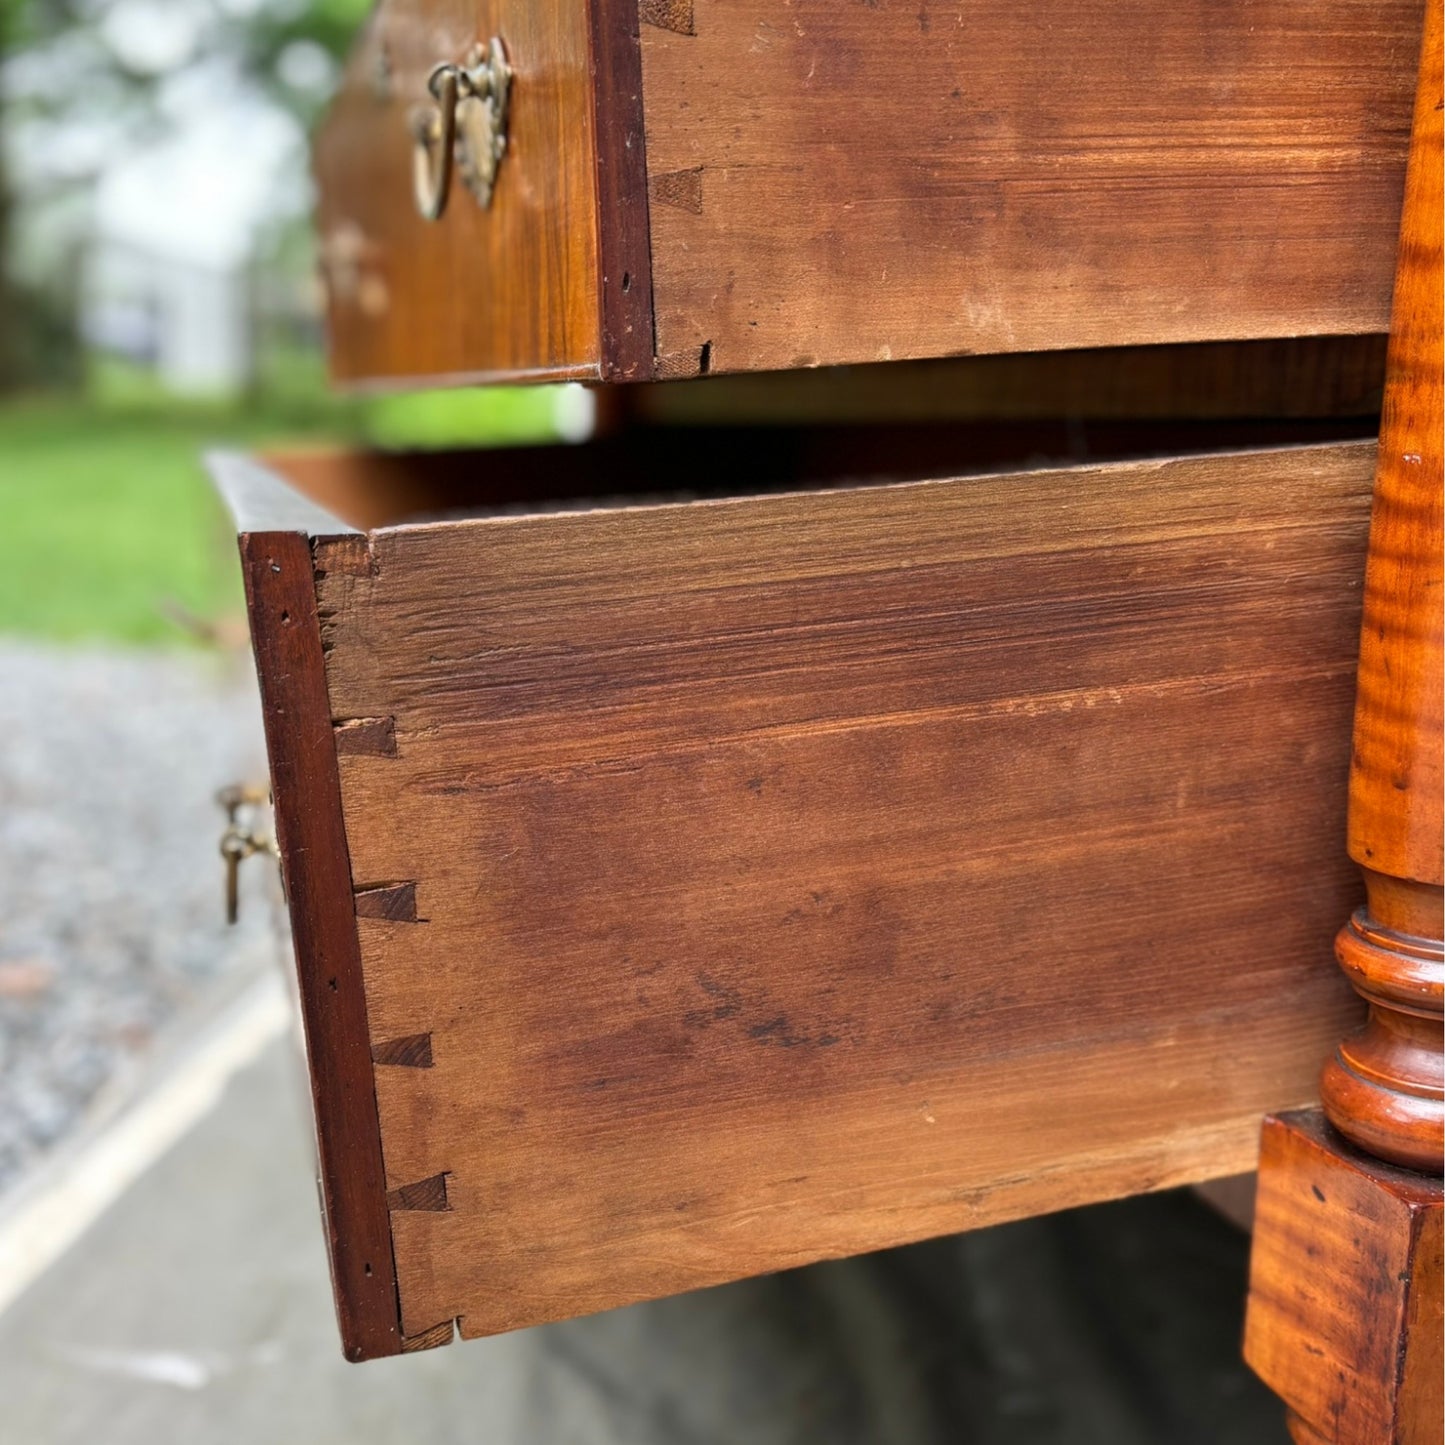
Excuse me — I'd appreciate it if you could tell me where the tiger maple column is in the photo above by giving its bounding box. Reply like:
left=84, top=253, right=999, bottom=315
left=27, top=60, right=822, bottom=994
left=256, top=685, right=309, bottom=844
left=1321, top=0, right=1444, bottom=1165
left=1244, top=6, right=1443, bottom=1442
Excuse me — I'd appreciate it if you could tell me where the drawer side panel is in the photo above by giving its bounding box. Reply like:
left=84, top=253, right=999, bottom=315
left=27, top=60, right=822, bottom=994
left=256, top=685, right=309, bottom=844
left=320, top=442, right=1373, bottom=1341
left=638, top=0, right=1419, bottom=375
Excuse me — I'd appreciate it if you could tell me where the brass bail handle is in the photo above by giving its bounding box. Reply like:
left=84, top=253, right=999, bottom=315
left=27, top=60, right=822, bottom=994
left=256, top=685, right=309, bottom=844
left=409, top=38, right=512, bottom=221
left=216, top=783, right=279, bottom=926
left=411, top=64, right=461, bottom=222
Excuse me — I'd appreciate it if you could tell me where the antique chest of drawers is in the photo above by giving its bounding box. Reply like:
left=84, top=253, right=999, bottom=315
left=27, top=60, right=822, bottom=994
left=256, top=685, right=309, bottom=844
left=313, top=0, right=1420, bottom=387
left=223, top=2, right=1442, bottom=1435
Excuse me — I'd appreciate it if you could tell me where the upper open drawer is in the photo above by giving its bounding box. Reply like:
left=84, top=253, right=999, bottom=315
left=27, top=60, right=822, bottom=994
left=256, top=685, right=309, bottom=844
left=313, top=0, right=1422, bottom=387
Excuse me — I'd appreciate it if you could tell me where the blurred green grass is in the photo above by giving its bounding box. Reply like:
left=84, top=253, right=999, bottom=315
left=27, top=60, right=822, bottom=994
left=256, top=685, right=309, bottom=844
left=0, top=400, right=253, bottom=643
left=0, top=355, right=564, bottom=644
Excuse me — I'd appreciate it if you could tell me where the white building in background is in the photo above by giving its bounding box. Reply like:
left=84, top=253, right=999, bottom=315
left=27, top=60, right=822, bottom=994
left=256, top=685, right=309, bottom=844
left=84, top=241, right=251, bottom=394
left=80, top=95, right=305, bottom=395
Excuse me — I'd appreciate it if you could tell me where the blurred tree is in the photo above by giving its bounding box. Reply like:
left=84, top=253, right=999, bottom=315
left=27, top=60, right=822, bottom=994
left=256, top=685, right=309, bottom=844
left=233, top=0, right=372, bottom=124
left=0, top=0, right=80, bottom=389
left=0, top=0, right=370, bottom=391
left=0, top=1, right=19, bottom=389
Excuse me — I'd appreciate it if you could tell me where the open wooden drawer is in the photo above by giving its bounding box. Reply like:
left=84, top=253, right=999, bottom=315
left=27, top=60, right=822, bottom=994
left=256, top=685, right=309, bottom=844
left=217, top=421, right=1375, bottom=1360
left=314, top=0, right=1422, bottom=387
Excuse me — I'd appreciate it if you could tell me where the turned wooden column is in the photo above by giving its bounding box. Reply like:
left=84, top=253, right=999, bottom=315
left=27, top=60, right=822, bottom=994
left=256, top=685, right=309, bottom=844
left=1244, top=7, right=1443, bottom=1443
left=1320, top=0, right=1444, bottom=1173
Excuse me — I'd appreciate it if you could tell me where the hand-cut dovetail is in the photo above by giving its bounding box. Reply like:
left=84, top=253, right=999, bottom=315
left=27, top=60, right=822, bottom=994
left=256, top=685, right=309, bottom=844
left=401, top=1319, right=456, bottom=1353
left=650, top=167, right=703, bottom=213
left=335, top=717, right=398, bottom=756
left=655, top=341, right=713, bottom=380
left=387, top=1172, right=450, bottom=1212
left=312, top=535, right=377, bottom=578
left=639, top=0, right=694, bottom=34
left=354, top=882, right=418, bottom=921
left=371, top=1032, right=433, bottom=1068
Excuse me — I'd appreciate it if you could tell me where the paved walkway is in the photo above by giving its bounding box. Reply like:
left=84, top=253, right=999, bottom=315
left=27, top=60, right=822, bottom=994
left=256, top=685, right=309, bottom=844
left=0, top=972, right=1288, bottom=1445
left=0, top=642, right=271, bottom=1190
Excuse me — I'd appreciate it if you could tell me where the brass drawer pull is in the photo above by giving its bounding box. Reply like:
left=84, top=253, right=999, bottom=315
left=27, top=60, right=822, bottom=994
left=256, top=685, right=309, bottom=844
left=410, top=66, right=459, bottom=221
left=410, top=38, right=512, bottom=221
left=216, top=783, right=279, bottom=925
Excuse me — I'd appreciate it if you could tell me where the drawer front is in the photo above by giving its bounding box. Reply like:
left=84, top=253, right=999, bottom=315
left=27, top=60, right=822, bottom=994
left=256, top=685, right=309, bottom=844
left=639, top=0, right=1420, bottom=376
left=235, top=438, right=1371, bottom=1357
left=314, top=0, right=601, bottom=385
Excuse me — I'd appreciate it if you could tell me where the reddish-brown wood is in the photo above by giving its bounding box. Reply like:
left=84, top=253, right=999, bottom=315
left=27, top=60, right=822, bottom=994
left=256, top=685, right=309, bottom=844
left=587, top=0, right=655, bottom=379
left=371, top=1032, right=434, bottom=1068
left=1245, top=11, right=1442, bottom=1441
left=253, top=414, right=1376, bottom=545
left=302, top=440, right=1371, bottom=1343
left=238, top=531, right=403, bottom=1361
left=313, top=0, right=601, bottom=386
left=310, top=0, right=1418, bottom=387
left=1244, top=1112, right=1442, bottom=1445
left=638, top=0, right=1417, bottom=376
left=1321, top=0, right=1444, bottom=1174
left=334, top=717, right=399, bottom=757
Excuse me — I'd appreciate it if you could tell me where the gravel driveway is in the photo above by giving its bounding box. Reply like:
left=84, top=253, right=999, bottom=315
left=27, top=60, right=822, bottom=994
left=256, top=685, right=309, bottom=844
left=0, top=641, right=273, bottom=1191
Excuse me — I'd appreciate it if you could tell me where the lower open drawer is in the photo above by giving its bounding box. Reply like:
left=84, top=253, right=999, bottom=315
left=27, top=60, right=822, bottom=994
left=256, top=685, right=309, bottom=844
left=215, top=424, right=1371, bottom=1360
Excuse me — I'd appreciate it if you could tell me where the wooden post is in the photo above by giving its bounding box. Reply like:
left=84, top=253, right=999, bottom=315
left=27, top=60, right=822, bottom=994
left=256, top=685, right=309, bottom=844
left=1244, top=6, right=1443, bottom=1442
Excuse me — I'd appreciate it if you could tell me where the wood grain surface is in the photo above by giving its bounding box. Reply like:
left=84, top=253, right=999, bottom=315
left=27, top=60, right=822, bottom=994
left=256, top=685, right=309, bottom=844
left=588, top=0, right=656, bottom=379
left=260, top=415, right=1374, bottom=531
left=1325, top=0, right=1442, bottom=1173
left=1344, top=0, right=1444, bottom=894
left=310, top=441, right=1373, bottom=1341
left=239, top=531, right=402, bottom=1361
left=314, top=0, right=600, bottom=386
left=1243, top=14, right=1442, bottom=1438
left=1245, top=1111, right=1442, bottom=1445
left=638, top=0, right=1419, bottom=376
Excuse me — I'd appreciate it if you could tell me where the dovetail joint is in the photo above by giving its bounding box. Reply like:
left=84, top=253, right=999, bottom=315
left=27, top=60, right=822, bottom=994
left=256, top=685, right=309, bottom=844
left=387, top=1172, right=451, bottom=1212
left=650, top=167, right=703, bottom=214
left=354, top=881, right=420, bottom=922
left=371, top=1032, right=434, bottom=1068
left=639, top=0, right=695, bottom=35
left=335, top=716, right=398, bottom=757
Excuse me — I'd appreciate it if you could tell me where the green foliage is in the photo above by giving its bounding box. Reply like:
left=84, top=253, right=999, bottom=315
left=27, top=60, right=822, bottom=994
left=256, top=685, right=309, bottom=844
left=365, top=387, right=563, bottom=450
left=0, top=400, right=250, bottom=643
left=0, top=355, right=568, bottom=643
left=0, top=0, right=571, bottom=646
left=233, top=0, right=374, bottom=122
left=0, top=270, right=83, bottom=391
left=0, top=0, right=377, bottom=389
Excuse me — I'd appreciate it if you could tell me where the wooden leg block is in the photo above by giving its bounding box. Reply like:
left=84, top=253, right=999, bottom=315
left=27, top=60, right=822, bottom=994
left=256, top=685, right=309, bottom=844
left=1244, top=1110, right=1443, bottom=1445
